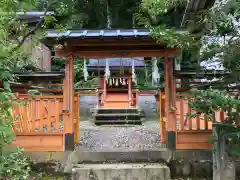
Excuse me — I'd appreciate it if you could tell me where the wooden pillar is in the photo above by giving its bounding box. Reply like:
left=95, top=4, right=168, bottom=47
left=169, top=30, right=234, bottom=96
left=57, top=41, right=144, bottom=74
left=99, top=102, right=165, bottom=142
left=63, top=55, right=74, bottom=151
left=160, top=91, right=166, bottom=144
left=74, top=94, right=79, bottom=144
left=128, top=77, right=132, bottom=107
left=164, top=55, right=176, bottom=150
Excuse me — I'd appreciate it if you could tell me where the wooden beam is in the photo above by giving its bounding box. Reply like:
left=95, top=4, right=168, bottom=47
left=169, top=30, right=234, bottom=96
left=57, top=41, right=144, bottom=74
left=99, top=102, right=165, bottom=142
left=54, top=49, right=180, bottom=59
left=164, top=56, right=170, bottom=127
left=13, top=133, right=65, bottom=152
left=160, top=92, right=166, bottom=144
left=176, top=130, right=212, bottom=149
left=63, top=55, right=74, bottom=133
left=75, top=92, right=97, bottom=96
left=57, top=39, right=160, bottom=47
left=164, top=56, right=177, bottom=150
left=63, top=55, right=74, bottom=151
left=169, top=58, right=177, bottom=132
left=72, top=45, right=165, bottom=51
left=74, top=95, right=79, bottom=144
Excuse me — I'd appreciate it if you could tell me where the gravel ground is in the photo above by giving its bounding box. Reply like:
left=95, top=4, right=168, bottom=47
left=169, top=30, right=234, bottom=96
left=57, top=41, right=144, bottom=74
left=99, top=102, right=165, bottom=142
left=33, top=117, right=164, bottom=152
left=76, top=119, right=164, bottom=152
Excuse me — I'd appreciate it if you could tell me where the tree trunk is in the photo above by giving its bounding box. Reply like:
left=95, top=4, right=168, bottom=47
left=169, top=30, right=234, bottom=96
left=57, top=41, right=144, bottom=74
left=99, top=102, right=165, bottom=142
left=213, top=126, right=221, bottom=180
left=213, top=126, right=236, bottom=180
left=132, top=14, right=136, bottom=28
left=106, top=0, right=112, bottom=28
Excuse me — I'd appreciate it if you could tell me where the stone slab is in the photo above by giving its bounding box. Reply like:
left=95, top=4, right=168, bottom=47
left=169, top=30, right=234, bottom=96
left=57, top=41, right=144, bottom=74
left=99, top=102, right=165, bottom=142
left=72, top=163, right=171, bottom=180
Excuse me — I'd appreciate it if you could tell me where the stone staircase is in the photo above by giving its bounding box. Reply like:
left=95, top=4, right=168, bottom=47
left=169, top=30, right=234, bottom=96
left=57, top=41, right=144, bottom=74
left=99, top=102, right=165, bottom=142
left=69, top=108, right=172, bottom=180
left=92, top=108, right=144, bottom=125
left=68, top=150, right=172, bottom=180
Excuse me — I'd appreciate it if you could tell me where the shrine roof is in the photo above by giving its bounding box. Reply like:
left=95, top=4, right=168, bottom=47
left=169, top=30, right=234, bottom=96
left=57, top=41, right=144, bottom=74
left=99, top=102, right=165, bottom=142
left=17, top=11, right=55, bottom=18
left=47, top=29, right=150, bottom=39
left=15, top=71, right=65, bottom=81
left=17, top=11, right=55, bottom=24
left=88, top=58, right=145, bottom=68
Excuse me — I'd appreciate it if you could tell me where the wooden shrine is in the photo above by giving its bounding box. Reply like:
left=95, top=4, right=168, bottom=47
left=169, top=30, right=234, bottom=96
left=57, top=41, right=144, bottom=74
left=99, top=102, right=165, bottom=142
left=86, top=57, right=145, bottom=109
left=10, top=29, right=226, bottom=151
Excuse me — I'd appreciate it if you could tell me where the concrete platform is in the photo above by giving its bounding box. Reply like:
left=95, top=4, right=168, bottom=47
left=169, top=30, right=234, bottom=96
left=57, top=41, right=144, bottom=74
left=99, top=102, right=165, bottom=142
left=72, top=163, right=171, bottom=180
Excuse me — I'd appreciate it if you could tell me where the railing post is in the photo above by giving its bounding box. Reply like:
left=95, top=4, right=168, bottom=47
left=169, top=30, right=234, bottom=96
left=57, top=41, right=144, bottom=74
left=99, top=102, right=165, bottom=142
left=63, top=55, right=74, bottom=151
left=164, top=55, right=177, bottom=151
left=74, top=94, right=79, bottom=144
left=160, top=91, right=166, bottom=143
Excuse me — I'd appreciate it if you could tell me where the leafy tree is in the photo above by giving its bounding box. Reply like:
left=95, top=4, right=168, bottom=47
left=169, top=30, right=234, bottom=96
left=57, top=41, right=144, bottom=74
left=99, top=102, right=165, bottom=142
left=188, top=89, right=239, bottom=180
left=138, top=0, right=240, bottom=179
left=0, top=1, right=67, bottom=179
left=36, top=0, right=142, bottom=29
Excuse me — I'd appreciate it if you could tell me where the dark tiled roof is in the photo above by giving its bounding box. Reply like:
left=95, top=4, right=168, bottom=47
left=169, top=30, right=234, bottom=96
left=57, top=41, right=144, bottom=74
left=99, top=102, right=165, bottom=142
left=16, top=71, right=64, bottom=77
left=47, top=29, right=150, bottom=39
left=17, top=11, right=55, bottom=19
left=88, top=58, right=145, bottom=67
left=16, top=11, right=55, bottom=24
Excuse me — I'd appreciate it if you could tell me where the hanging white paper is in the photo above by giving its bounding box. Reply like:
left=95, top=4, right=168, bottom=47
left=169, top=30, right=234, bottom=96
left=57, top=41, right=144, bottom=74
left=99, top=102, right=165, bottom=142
left=132, top=59, right=137, bottom=84
left=152, top=58, right=160, bottom=85
left=83, top=58, right=89, bottom=81
left=104, top=58, right=111, bottom=80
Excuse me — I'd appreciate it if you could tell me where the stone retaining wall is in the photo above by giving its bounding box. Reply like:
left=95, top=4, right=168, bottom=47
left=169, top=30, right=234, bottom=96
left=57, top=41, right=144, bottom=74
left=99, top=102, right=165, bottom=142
left=27, top=150, right=240, bottom=179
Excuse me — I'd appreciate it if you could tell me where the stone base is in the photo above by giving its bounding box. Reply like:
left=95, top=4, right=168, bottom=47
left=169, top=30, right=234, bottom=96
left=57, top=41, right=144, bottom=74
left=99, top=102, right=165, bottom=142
left=72, top=163, right=171, bottom=180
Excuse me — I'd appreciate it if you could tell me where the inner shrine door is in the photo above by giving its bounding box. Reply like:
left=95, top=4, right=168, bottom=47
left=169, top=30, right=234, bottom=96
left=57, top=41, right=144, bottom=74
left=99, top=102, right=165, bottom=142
left=101, top=76, right=133, bottom=108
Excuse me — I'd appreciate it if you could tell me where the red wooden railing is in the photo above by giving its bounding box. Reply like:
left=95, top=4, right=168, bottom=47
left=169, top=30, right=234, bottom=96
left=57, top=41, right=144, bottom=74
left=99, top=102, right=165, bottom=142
left=176, top=95, right=226, bottom=131
left=13, top=94, right=64, bottom=133
left=160, top=92, right=227, bottom=149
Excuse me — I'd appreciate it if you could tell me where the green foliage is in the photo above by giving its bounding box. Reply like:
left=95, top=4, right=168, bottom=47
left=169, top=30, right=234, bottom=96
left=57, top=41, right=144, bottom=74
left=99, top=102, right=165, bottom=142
left=150, top=25, right=198, bottom=49
left=140, top=0, right=186, bottom=20
left=187, top=88, right=240, bottom=157
left=0, top=0, right=68, bottom=179
left=73, top=58, right=98, bottom=88
left=188, top=89, right=240, bottom=124
left=199, top=0, right=240, bottom=70
left=136, top=0, right=187, bottom=28
left=137, top=0, right=201, bottom=70
left=0, top=91, right=31, bottom=179
left=51, top=57, right=98, bottom=88
left=37, top=0, right=142, bottom=29
left=0, top=147, right=31, bottom=180
left=51, top=58, right=65, bottom=72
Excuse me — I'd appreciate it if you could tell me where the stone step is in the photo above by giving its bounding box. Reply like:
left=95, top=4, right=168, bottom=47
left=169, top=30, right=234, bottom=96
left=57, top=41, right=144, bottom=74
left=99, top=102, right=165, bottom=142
left=95, top=115, right=141, bottom=121
left=71, top=163, right=171, bottom=180
left=95, top=119, right=142, bottom=125
left=94, top=113, right=140, bottom=117
left=92, top=108, right=143, bottom=114
left=72, top=150, right=171, bottom=164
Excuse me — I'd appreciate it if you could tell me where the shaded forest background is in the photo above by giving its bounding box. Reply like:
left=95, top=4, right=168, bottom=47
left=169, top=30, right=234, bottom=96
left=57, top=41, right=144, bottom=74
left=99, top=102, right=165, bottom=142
left=35, top=0, right=192, bottom=30
left=35, top=0, right=201, bottom=89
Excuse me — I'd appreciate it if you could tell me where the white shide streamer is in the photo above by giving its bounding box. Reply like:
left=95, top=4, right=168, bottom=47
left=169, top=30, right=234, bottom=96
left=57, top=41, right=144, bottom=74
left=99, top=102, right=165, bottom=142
left=104, top=59, right=111, bottom=81
left=132, top=59, right=137, bottom=84
left=83, top=58, right=89, bottom=81
left=152, top=58, right=160, bottom=85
